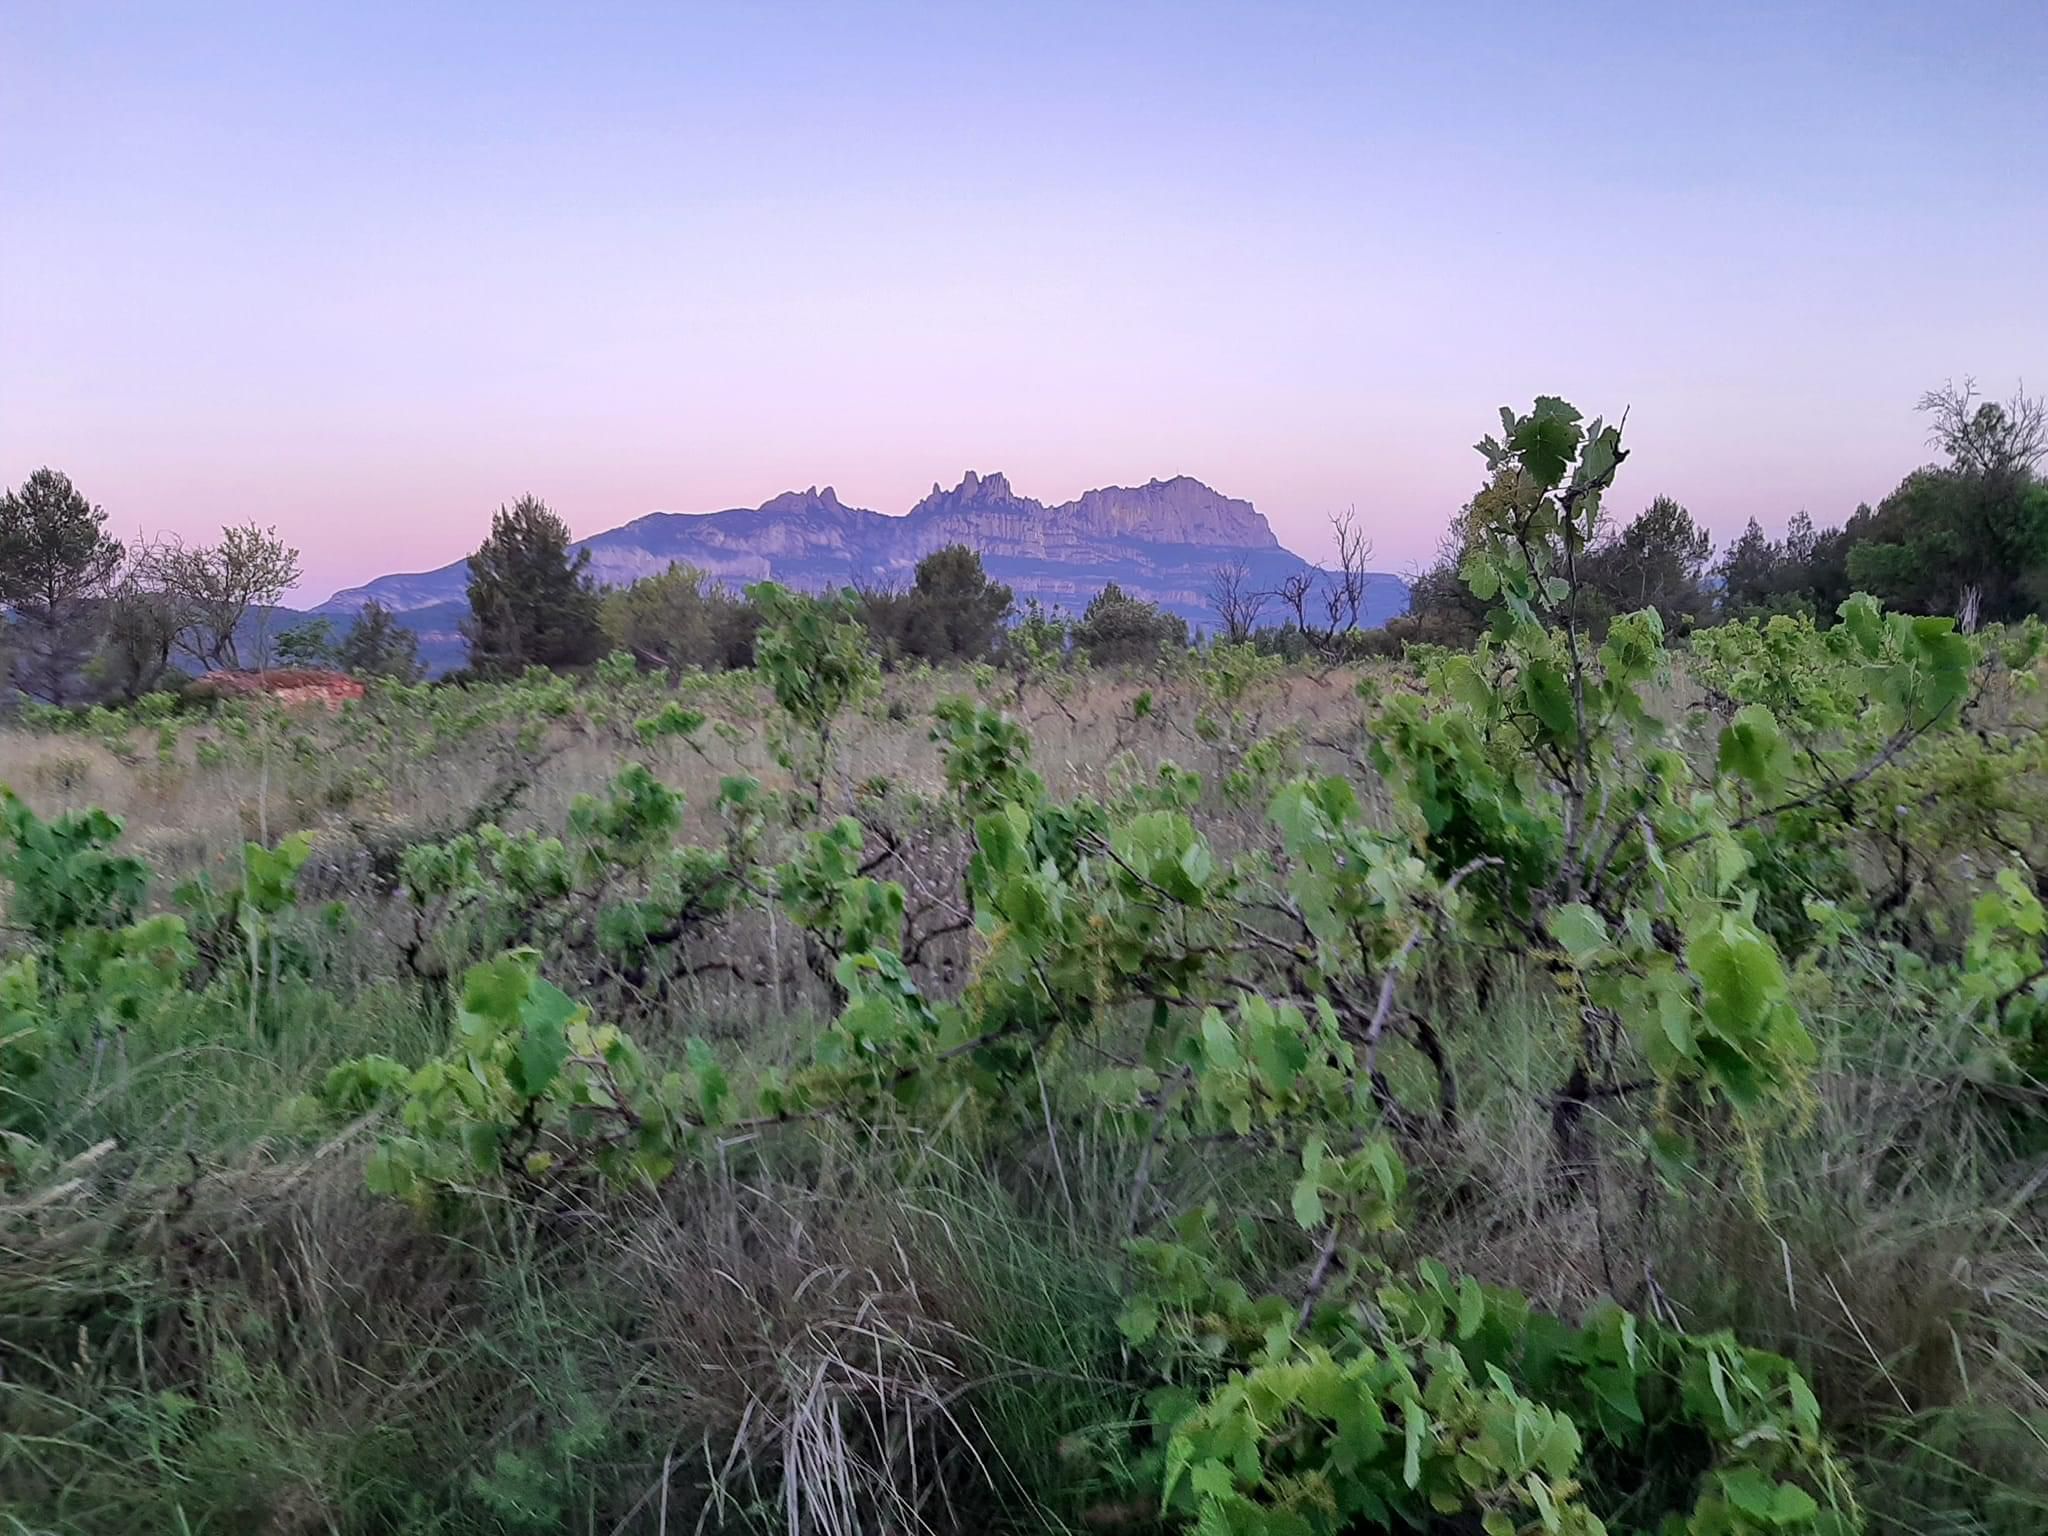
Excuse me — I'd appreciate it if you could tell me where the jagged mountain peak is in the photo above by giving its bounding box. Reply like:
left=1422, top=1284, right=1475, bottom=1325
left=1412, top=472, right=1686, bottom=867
left=755, top=484, right=850, bottom=517
left=914, top=470, right=1022, bottom=515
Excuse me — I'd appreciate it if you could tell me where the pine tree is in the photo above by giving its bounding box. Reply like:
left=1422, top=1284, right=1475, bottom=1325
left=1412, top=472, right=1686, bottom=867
left=336, top=600, right=423, bottom=682
left=0, top=468, right=124, bottom=703
left=462, top=496, right=604, bottom=677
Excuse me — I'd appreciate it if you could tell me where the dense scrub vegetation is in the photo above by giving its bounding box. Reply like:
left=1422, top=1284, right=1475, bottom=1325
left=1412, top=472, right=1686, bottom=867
left=2, top=398, right=2046, bottom=1535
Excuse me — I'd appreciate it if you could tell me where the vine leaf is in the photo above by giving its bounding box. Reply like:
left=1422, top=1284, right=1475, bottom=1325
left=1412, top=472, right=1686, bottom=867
left=1548, top=903, right=1610, bottom=963
left=1717, top=704, right=1793, bottom=793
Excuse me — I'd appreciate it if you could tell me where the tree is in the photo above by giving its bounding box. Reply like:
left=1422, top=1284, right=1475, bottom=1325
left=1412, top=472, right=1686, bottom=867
left=463, top=496, right=605, bottom=677
left=1735, top=381, right=2048, bottom=624
left=599, top=564, right=756, bottom=674
left=152, top=523, right=303, bottom=671
left=1207, top=559, right=1269, bottom=644
left=1320, top=509, right=1373, bottom=636
left=1918, top=377, right=2045, bottom=485
left=94, top=542, right=186, bottom=701
left=1073, top=581, right=1188, bottom=666
left=0, top=468, right=124, bottom=703
left=1271, top=511, right=1376, bottom=653
left=274, top=619, right=337, bottom=669
left=907, top=544, right=1012, bottom=660
left=1578, top=495, right=1713, bottom=634
left=858, top=545, right=1013, bottom=665
left=1833, top=384, right=2048, bottom=621
left=1714, top=511, right=1852, bottom=620
left=335, top=601, right=423, bottom=682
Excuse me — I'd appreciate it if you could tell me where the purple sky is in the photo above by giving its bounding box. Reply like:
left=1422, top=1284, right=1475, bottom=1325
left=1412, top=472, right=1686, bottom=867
left=3, top=2, right=2043, bottom=601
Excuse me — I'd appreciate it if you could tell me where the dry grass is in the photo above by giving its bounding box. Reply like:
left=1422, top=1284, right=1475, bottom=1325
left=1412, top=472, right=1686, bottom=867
left=4, top=662, right=2044, bottom=1535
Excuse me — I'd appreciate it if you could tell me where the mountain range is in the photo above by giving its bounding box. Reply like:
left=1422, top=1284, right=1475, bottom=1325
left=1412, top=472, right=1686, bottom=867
left=312, top=473, right=1410, bottom=673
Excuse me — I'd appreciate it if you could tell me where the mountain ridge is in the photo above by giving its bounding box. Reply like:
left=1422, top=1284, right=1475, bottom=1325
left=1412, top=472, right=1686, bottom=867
left=314, top=472, right=1409, bottom=672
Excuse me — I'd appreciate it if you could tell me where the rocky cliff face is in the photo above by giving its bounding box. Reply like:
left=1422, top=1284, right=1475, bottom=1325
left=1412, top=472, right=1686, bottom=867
left=315, top=470, right=1407, bottom=671
left=901, top=473, right=1277, bottom=562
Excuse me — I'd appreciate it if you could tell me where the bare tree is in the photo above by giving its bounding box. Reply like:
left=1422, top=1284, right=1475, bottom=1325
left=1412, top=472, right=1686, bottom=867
left=1918, top=377, right=2046, bottom=483
left=1272, top=510, right=1376, bottom=654
left=152, top=523, right=303, bottom=671
left=1207, top=559, right=1270, bottom=644
left=1321, top=508, right=1373, bottom=637
left=1275, top=570, right=1317, bottom=636
left=99, top=539, right=187, bottom=699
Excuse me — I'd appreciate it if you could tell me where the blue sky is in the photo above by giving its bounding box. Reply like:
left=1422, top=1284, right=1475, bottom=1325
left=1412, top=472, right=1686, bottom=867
left=3, top=2, right=2042, bottom=597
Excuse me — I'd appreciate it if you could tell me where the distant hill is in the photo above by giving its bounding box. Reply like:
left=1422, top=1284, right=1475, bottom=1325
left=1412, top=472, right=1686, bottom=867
left=312, top=473, right=1409, bottom=674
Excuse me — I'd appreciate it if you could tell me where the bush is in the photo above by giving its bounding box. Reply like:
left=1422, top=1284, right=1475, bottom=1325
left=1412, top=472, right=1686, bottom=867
left=1073, top=580, right=1188, bottom=666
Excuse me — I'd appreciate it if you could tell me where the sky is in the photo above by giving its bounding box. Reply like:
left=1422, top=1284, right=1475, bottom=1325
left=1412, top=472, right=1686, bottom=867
left=3, top=2, right=2044, bottom=602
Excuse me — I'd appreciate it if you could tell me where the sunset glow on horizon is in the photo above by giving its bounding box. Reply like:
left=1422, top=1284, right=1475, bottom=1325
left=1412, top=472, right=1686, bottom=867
left=4, top=2, right=2043, bottom=600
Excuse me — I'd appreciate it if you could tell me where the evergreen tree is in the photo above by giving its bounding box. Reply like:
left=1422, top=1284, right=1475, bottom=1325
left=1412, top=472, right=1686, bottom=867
left=337, top=600, right=424, bottom=682
left=905, top=544, right=1013, bottom=660
left=857, top=545, right=1014, bottom=664
left=274, top=619, right=337, bottom=669
left=1073, top=581, right=1188, bottom=666
left=599, top=564, right=758, bottom=673
left=462, top=496, right=604, bottom=677
left=1578, top=495, right=1714, bottom=633
left=0, top=468, right=125, bottom=704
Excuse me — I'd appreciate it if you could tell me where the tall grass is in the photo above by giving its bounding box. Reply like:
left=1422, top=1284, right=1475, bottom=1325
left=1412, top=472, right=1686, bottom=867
left=3, top=669, right=2044, bottom=1534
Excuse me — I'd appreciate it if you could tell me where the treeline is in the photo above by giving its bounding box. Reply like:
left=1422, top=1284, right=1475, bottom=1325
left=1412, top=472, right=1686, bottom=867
left=8, top=379, right=2040, bottom=701
left=0, top=472, right=420, bottom=705
left=1395, top=378, right=2048, bottom=647
left=445, top=494, right=1194, bottom=680
left=0, top=470, right=1196, bottom=705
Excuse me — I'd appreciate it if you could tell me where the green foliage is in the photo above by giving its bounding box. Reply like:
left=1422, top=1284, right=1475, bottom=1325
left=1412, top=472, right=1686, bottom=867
left=1964, top=863, right=2048, bottom=1078
left=397, top=762, right=745, bottom=976
left=0, top=467, right=125, bottom=704
left=749, top=581, right=881, bottom=804
left=0, top=954, right=47, bottom=1134
left=598, top=561, right=759, bottom=673
left=932, top=694, right=1045, bottom=814
left=777, top=817, right=906, bottom=958
left=12, top=391, right=2048, bottom=1536
left=274, top=617, right=338, bottom=668
left=345, top=949, right=705, bottom=1196
left=857, top=543, right=1015, bottom=665
left=749, top=581, right=880, bottom=737
left=1075, top=580, right=1191, bottom=666
left=1121, top=1169, right=1854, bottom=1536
left=0, top=787, right=149, bottom=950
left=463, top=495, right=605, bottom=677
left=336, top=598, right=424, bottom=682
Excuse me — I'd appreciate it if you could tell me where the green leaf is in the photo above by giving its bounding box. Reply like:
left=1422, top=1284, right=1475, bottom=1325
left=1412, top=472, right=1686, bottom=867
left=1512, top=398, right=1584, bottom=489
left=1521, top=661, right=1576, bottom=742
left=1200, top=1008, right=1242, bottom=1071
left=1717, top=704, right=1794, bottom=793
left=511, top=978, right=576, bottom=1099
left=1117, top=1296, right=1161, bottom=1345
left=1547, top=903, right=1609, bottom=962
left=1455, top=1276, right=1485, bottom=1339
left=1292, top=1138, right=1327, bottom=1229
left=1462, top=553, right=1501, bottom=602
left=1774, top=1482, right=1820, bottom=1524
left=1721, top=1466, right=1777, bottom=1520
left=1402, top=1399, right=1427, bottom=1488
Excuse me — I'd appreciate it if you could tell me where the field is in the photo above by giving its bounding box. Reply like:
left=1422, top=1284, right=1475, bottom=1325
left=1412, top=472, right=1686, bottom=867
left=4, top=429, right=2047, bottom=1536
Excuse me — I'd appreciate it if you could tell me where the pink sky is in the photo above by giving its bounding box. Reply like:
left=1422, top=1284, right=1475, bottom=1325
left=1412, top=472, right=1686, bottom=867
left=3, top=4, right=2042, bottom=599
